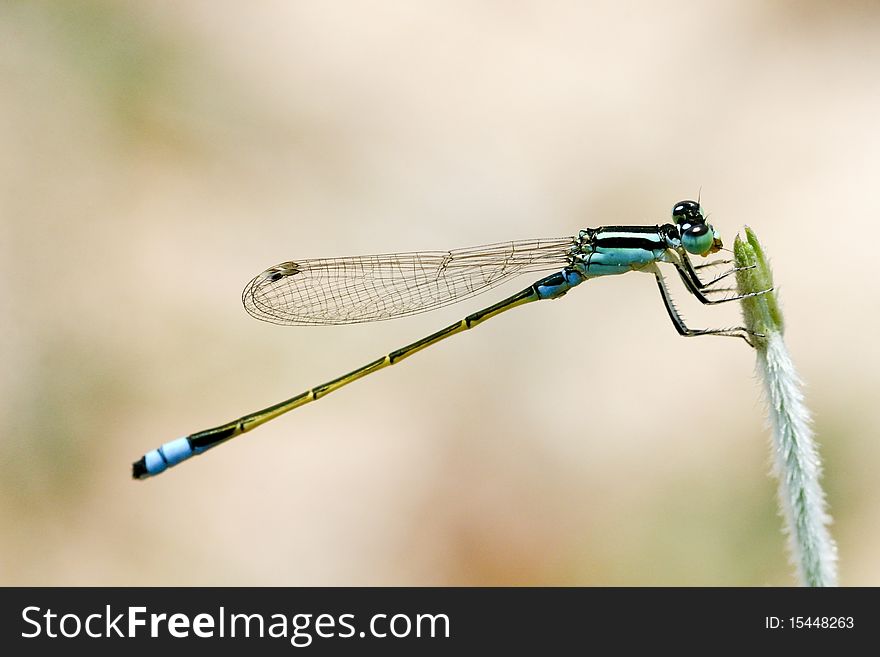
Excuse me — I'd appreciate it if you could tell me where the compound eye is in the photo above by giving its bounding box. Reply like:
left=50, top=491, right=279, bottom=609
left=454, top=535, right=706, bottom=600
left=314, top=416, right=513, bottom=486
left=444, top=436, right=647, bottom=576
left=672, top=200, right=703, bottom=225
left=681, top=223, right=715, bottom=256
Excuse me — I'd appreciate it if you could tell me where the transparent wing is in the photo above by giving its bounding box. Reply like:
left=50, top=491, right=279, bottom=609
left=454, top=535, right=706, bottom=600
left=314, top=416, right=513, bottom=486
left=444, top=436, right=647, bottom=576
left=242, top=237, right=576, bottom=325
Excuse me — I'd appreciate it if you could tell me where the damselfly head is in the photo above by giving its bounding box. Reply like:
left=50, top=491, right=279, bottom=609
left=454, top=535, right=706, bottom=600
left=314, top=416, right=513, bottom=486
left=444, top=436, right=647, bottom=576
left=672, top=200, right=721, bottom=256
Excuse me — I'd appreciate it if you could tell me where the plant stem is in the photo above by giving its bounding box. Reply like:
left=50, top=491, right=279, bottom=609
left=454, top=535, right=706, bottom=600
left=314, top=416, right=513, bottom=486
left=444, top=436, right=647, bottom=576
left=734, top=228, right=838, bottom=586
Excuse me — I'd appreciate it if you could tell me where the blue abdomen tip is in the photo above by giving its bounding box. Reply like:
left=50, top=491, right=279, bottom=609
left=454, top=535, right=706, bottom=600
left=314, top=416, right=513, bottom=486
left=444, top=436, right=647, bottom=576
left=138, top=437, right=193, bottom=478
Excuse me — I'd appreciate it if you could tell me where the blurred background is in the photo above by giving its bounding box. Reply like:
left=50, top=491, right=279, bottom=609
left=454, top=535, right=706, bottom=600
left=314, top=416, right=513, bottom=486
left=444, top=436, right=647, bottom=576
left=1, top=0, right=878, bottom=586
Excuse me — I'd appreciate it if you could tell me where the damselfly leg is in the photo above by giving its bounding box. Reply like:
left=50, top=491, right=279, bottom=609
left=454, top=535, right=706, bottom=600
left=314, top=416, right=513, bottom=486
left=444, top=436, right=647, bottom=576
left=649, top=264, right=761, bottom=345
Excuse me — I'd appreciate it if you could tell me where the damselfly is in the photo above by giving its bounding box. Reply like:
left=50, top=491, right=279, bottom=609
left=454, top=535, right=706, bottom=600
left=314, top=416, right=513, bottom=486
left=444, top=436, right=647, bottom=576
left=133, top=200, right=768, bottom=479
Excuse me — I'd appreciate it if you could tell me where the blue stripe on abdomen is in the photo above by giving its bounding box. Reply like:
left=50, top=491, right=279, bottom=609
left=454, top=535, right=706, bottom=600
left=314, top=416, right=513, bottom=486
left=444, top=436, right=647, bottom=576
left=535, top=268, right=587, bottom=300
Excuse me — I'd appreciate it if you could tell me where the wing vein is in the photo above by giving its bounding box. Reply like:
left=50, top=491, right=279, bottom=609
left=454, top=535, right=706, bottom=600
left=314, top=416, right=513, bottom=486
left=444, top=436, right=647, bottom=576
left=242, top=237, right=576, bottom=325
